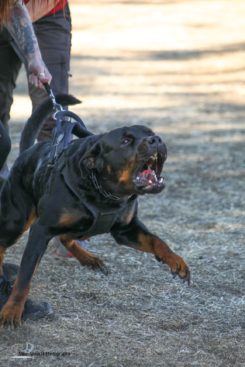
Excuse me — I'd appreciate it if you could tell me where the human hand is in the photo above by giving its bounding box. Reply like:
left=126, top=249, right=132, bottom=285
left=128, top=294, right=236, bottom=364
left=28, top=56, right=52, bottom=88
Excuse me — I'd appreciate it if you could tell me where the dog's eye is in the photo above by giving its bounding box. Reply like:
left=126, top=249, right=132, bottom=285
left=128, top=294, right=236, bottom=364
left=121, top=136, right=133, bottom=145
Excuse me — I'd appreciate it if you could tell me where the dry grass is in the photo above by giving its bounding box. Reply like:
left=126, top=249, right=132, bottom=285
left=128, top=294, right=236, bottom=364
left=1, top=1, right=245, bottom=366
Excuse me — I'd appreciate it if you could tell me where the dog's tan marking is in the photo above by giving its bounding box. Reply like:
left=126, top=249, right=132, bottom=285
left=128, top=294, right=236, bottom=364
left=137, top=233, right=189, bottom=279
left=118, top=165, right=133, bottom=183
left=59, top=210, right=81, bottom=226
left=23, top=209, right=37, bottom=232
left=60, top=237, right=105, bottom=269
left=0, top=246, right=6, bottom=277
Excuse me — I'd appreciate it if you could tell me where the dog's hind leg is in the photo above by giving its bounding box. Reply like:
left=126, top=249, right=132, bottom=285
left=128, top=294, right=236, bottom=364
left=0, top=207, right=37, bottom=286
left=0, top=176, right=37, bottom=251
left=59, top=237, right=108, bottom=275
left=0, top=222, right=50, bottom=327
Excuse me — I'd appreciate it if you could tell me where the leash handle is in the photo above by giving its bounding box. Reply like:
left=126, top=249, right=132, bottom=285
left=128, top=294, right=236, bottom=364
left=43, top=82, right=63, bottom=112
left=43, top=82, right=53, bottom=98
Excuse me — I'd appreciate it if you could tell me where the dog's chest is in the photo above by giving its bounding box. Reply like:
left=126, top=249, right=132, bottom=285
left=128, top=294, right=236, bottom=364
left=79, top=200, right=126, bottom=237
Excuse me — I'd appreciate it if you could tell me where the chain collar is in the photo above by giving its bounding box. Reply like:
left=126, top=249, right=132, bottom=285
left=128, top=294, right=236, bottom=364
left=90, top=171, right=121, bottom=201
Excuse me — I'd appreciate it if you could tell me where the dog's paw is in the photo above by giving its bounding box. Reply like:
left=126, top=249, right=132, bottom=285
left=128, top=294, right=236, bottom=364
left=0, top=302, right=23, bottom=328
left=156, top=253, right=190, bottom=285
left=170, top=256, right=190, bottom=285
left=88, top=257, right=109, bottom=275
left=79, top=254, right=109, bottom=275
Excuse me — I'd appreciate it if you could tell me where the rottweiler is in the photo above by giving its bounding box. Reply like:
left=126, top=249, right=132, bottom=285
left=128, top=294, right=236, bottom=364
left=0, top=95, right=190, bottom=326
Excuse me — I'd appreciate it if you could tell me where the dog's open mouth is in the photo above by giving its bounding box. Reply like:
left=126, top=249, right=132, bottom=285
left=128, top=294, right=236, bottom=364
left=133, top=152, right=165, bottom=193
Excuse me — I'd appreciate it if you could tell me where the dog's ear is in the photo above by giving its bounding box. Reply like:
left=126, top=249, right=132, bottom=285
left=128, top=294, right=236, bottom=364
left=82, top=143, right=104, bottom=172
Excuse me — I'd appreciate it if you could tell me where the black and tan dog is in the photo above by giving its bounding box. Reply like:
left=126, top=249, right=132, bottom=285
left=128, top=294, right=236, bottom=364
left=0, top=95, right=190, bottom=326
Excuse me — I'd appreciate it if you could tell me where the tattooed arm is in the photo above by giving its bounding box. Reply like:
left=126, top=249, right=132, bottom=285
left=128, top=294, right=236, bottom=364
left=5, top=0, right=51, bottom=88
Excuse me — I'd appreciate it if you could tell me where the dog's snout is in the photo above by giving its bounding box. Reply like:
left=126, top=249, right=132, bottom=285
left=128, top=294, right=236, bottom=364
left=146, top=135, right=162, bottom=145
left=147, top=135, right=167, bottom=160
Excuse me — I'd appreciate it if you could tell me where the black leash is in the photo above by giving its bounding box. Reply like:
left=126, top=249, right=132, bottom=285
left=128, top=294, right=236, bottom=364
left=42, top=84, right=93, bottom=196
left=43, top=83, right=62, bottom=113
left=43, top=83, right=91, bottom=166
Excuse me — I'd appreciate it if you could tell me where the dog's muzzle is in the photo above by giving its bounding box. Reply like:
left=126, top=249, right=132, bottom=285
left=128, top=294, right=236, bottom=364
left=133, top=135, right=167, bottom=194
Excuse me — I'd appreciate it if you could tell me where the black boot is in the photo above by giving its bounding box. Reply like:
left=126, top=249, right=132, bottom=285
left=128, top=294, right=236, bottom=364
left=0, top=263, right=54, bottom=321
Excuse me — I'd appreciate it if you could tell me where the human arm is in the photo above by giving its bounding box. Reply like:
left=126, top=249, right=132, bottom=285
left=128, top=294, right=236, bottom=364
left=4, top=0, right=52, bottom=88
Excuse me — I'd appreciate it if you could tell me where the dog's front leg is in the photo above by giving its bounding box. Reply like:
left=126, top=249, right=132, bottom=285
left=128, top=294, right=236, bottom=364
left=59, top=237, right=109, bottom=275
left=0, top=222, right=50, bottom=327
left=111, top=218, right=190, bottom=284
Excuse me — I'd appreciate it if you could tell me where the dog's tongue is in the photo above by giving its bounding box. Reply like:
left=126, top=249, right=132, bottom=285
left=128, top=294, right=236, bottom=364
left=139, top=169, right=157, bottom=184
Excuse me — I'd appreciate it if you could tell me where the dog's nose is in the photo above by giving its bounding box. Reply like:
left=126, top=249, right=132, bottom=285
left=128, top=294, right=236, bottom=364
left=146, top=135, right=162, bottom=145
left=146, top=135, right=167, bottom=160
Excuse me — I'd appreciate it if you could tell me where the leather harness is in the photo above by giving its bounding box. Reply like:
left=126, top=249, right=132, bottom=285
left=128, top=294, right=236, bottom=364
left=43, top=84, right=135, bottom=237
left=59, top=167, right=135, bottom=238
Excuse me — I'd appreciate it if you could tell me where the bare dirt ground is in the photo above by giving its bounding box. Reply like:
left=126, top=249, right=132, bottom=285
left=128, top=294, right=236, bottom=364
left=1, top=1, right=245, bottom=366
